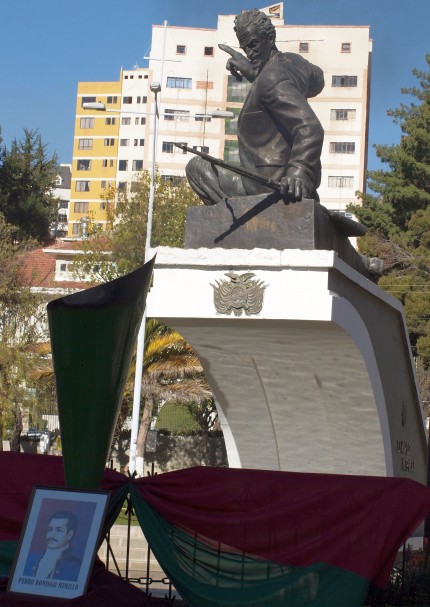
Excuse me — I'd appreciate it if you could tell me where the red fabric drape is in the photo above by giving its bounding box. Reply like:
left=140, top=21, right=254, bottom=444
left=2, top=452, right=430, bottom=588
left=133, top=466, right=430, bottom=586
left=0, top=453, right=125, bottom=542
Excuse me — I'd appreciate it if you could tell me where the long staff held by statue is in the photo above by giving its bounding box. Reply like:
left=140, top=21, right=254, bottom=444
left=175, top=143, right=366, bottom=238
left=174, top=143, right=283, bottom=193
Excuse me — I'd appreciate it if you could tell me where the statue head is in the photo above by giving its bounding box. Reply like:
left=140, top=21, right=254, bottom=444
left=234, top=10, right=277, bottom=74
left=234, top=10, right=276, bottom=43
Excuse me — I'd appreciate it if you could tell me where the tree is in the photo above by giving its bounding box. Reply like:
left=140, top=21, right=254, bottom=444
left=134, top=320, right=212, bottom=475
left=0, top=214, right=48, bottom=449
left=349, top=54, right=430, bottom=367
left=0, top=129, right=59, bottom=243
left=72, top=170, right=201, bottom=282
left=70, top=174, right=213, bottom=474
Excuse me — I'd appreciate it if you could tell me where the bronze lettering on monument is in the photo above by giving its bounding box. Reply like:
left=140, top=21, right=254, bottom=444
left=396, top=439, right=411, bottom=455
left=401, top=458, right=415, bottom=473
left=395, top=439, right=414, bottom=473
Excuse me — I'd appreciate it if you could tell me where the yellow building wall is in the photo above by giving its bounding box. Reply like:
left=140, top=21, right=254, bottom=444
left=69, top=81, right=121, bottom=236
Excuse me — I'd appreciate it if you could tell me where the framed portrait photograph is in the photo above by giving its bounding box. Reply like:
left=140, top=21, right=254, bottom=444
left=7, top=486, right=110, bottom=600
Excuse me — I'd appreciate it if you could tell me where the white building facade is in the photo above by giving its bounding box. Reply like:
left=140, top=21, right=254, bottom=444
left=68, top=3, right=372, bottom=234
left=146, top=4, right=372, bottom=213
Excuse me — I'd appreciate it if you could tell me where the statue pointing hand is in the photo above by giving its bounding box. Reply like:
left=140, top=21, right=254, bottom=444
left=218, top=43, right=256, bottom=83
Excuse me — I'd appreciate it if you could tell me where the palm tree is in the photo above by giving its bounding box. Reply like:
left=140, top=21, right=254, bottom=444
left=30, top=320, right=214, bottom=473
left=133, top=319, right=212, bottom=475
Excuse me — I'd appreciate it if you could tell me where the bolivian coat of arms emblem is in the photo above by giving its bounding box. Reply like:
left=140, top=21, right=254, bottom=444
left=212, top=271, right=267, bottom=316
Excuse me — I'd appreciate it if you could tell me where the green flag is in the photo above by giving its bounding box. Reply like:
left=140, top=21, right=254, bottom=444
left=47, top=259, right=155, bottom=489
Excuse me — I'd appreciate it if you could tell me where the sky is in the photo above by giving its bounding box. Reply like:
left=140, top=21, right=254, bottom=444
left=0, top=0, right=429, bottom=172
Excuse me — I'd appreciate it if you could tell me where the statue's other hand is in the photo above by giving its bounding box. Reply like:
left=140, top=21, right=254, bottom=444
left=280, top=171, right=313, bottom=202
left=218, top=44, right=256, bottom=82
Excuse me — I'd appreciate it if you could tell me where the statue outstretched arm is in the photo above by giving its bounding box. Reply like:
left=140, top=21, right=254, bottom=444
left=218, top=44, right=256, bottom=82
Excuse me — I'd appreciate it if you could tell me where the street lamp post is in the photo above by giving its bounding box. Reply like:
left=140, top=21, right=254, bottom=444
left=129, top=80, right=161, bottom=477
left=82, top=94, right=160, bottom=477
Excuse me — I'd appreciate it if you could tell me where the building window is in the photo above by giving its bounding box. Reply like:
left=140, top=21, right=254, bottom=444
left=120, top=139, right=130, bottom=146
left=204, top=46, right=214, bottom=56
left=166, top=77, right=192, bottom=89
left=118, top=182, right=127, bottom=191
left=164, top=109, right=175, bottom=121
left=193, top=145, right=209, bottom=154
left=100, top=202, right=106, bottom=210
left=104, top=138, right=115, bottom=146
left=176, top=45, right=186, bottom=54
left=59, top=200, right=68, bottom=209
left=227, top=75, right=252, bottom=102
left=195, top=114, right=211, bottom=122
left=74, top=201, right=89, bottom=213
left=161, top=175, right=185, bottom=186
left=330, top=109, right=356, bottom=121
left=102, top=159, right=108, bottom=168
left=118, top=160, right=128, bottom=171
left=60, top=263, right=67, bottom=272
left=105, top=117, right=116, bottom=125
left=225, top=107, right=240, bottom=135
left=136, top=96, right=147, bottom=103
left=135, top=117, right=146, bottom=125
left=328, top=176, right=354, bottom=188
left=81, top=96, right=95, bottom=107
left=140, top=139, right=145, bottom=146
left=162, top=141, right=175, bottom=153
left=122, top=117, right=131, bottom=125
left=80, top=117, right=94, bottom=129
left=77, top=159, right=91, bottom=171
left=78, top=138, right=93, bottom=150
left=107, top=96, right=118, bottom=104
left=123, top=96, right=132, bottom=104
left=101, top=180, right=107, bottom=189
left=332, top=75, right=357, bottom=87
left=72, top=223, right=80, bottom=235
left=132, top=160, right=143, bottom=171
left=329, top=142, right=356, bottom=154
left=299, top=42, right=309, bottom=53
left=175, top=109, right=190, bottom=121
left=224, top=140, right=239, bottom=163
left=341, top=42, right=351, bottom=53
left=75, top=180, right=90, bottom=192
left=164, top=108, right=190, bottom=121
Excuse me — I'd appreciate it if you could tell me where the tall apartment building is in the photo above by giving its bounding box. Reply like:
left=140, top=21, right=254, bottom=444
left=68, top=3, right=372, bottom=236
left=52, top=164, right=71, bottom=238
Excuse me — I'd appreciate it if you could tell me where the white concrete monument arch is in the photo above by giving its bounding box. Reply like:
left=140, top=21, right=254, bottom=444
left=147, top=246, right=427, bottom=483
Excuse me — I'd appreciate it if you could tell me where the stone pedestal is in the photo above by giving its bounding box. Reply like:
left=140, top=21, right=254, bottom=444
left=185, top=196, right=370, bottom=276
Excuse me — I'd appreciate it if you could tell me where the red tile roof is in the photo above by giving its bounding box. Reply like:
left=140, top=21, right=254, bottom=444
left=19, top=241, right=89, bottom=291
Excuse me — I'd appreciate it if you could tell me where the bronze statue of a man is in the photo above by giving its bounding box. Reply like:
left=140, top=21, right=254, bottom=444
left=185, top=9, right=325, bottom=204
